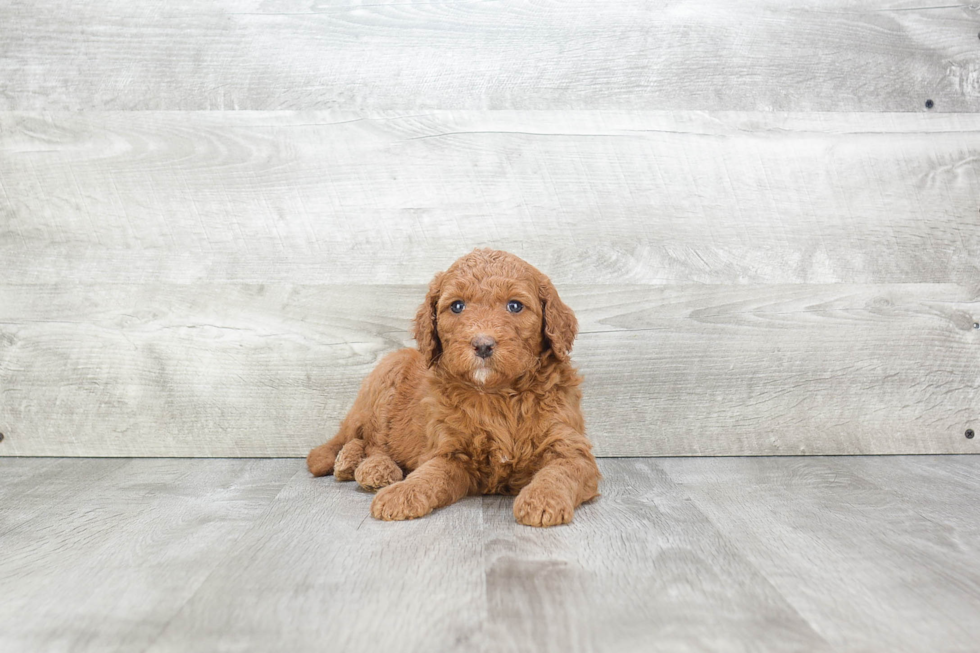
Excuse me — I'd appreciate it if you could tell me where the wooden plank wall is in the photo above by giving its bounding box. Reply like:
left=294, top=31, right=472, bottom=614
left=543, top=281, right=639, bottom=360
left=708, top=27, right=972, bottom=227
left=0, top=1, right=978, bottom=456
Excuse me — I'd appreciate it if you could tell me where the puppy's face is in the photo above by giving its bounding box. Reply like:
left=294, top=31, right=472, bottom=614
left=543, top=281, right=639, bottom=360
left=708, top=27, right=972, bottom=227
left=435, top=274, right=544, bottom=386
left=414, top=249, right=578, bottom=387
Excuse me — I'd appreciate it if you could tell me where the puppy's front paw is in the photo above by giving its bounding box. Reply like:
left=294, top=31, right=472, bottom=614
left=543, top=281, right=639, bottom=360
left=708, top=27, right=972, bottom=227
left=514, top=485, right=575, bottom=527
left=371, top=482, right=435, bottom=521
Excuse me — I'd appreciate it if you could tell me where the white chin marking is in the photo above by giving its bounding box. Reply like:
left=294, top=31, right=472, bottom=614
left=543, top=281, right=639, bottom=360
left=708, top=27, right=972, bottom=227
left=472, top=367, right=491, bottom=384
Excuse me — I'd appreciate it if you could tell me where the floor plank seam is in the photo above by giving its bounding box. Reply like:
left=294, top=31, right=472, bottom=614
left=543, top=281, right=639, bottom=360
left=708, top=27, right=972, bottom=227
left=137, top=464, right=304, bottom=653
left=656, top=460, right=838, bottom=649
left=0, top=459, right=132, bottom=540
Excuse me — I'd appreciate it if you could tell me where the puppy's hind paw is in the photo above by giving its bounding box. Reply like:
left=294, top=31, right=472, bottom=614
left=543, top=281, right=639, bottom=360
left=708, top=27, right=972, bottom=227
left=514, top=486, right=575, bottom=527
left=333, top=440, right=366, bottom=482
left=355, top=454, right=404, bottom=491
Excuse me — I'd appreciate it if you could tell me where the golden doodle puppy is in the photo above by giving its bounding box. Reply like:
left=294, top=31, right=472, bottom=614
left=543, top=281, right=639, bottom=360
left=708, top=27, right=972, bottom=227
left=307, top=248, right=600, bottom=527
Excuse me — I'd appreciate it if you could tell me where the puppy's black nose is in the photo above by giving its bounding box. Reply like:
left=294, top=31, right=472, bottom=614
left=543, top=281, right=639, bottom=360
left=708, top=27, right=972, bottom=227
left=472, top=335, right=496, bottom=359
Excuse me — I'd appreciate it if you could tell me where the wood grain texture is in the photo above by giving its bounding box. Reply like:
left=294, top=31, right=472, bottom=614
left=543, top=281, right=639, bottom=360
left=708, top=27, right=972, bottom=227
left=2, top=111, right=979, bottom=286
left=2, top=4, right=978, bottom=460
left=2, top=283, right=977, bottom=456
left=4, top=457, right=980, bottom=652
left=0, top=459, right=131, bottom=536
left=1, top=0, right=978, bottom=112
left=146, top=465, right=489, bottom=653
left=0, top=459, right=297, bottom=653
left=829, top=455, right=980, bottom=543
left=478, top=459, right=832, bottom=653
left=661, top=456, right=980, bottom=652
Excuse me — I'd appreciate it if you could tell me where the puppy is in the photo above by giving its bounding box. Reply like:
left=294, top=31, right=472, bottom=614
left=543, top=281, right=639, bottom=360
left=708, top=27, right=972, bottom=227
left=307, top=248, right=600, bottom=527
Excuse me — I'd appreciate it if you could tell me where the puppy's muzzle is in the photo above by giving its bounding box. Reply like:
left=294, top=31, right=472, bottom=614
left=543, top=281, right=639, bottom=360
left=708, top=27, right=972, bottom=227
left=472, top=335, right=496, bottom=359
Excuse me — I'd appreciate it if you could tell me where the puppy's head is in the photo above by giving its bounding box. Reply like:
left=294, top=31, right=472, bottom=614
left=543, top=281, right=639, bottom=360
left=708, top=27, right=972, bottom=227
left=413, top=249, right=577, bottom=386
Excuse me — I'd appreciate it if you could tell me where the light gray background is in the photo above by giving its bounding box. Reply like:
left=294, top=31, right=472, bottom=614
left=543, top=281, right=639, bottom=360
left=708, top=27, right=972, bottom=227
left=1, top=0, right=978, bottom=456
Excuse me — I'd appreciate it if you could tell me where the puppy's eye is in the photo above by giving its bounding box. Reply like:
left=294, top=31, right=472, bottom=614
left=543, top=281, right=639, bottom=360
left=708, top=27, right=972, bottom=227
left=506, top=300, right=524, bottom=314
left=450, top=300, right=465, bottom=314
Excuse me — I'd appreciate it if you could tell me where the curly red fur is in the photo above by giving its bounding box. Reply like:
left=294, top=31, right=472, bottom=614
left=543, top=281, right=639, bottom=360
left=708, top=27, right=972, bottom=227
left=307, top=248, right=601, bottom=527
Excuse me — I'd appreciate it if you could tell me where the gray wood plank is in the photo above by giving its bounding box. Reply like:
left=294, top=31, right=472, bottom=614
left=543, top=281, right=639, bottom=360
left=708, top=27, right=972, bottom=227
left=906, top=454, right=980, bottom=490
left=0, top=459, right=296, bottom=653
left=0, top=458, right=130, bottom=536
left=660, top=456, right=980, bottom=652
left=2, top=283, right=977, bottom=456
left=6, top=457, right=980, bottom=652
left=0, top=457, right=60, bottom=491
left=580, top=283, right=980, bottom=456
left=2, top=111, right=978, bottom=286
left=826, top=456, right=980, bottom=544
left=141, top=458, right=832, bottom=653
left=478, top=459, right=832, bottom=653
left=142, top=463, right=488, bottom=653
left=1, top=1, right=978, bottom=111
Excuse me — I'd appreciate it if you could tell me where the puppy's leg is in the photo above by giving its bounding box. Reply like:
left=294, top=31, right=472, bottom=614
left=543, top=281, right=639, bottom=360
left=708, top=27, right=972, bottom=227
left=371, top=456, right=473, bottom=521
left=514, top=454, right=601, bottom=528
left=307, top=432, right=349, bottom=477
left=308, top=403, right=370, bottom=478
left=333, top=439, right=367, bottom=482
left=354, top=446, right=404, bottom=491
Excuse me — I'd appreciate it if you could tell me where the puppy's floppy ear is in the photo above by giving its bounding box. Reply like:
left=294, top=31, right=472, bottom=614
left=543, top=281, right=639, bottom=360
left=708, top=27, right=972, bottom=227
left=413, top=271, right=445, bottom=366
left=538, top=275, right=577, bottom=362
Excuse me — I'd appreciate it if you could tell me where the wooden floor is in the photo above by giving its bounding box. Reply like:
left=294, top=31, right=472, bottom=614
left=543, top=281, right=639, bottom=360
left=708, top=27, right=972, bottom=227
left=2, top=457, right=979, bottom=652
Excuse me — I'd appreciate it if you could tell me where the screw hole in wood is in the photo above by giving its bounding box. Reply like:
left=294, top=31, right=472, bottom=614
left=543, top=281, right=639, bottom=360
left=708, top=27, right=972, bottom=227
left=924, top=99, right=934, bottom=109
left=0, top=432, right=4, bottom=443
left=967, top=429, right=975, bottom=440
